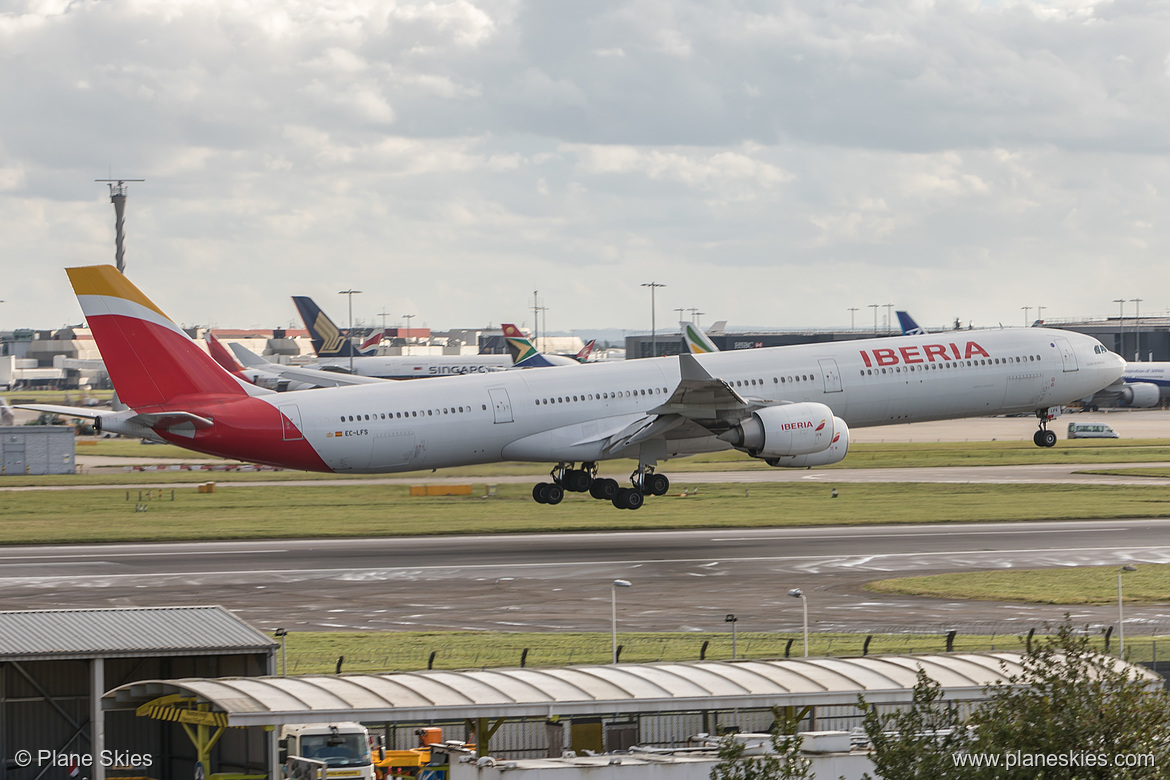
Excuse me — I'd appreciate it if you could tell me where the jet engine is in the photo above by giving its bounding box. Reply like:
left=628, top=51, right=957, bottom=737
left=1119, top=382, right=1160, bottom=408
left=717, top=402, right=838, bottom=458
left=765, top=418, right=850, bottom=467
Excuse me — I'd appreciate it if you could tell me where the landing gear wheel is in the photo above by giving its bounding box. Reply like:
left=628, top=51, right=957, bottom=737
left=646, top=473, right=670, bottom=496
left=564, top=469, right=592, bottom=493
left=590, top=478, right=619, bottom=501
left=533, top=483, right=551, bottom=504
left=1033, top=429, right=1057, bottom=447
left=545, top=483, right=564, bottom=505
left=612, top=488, right=644, bottom=510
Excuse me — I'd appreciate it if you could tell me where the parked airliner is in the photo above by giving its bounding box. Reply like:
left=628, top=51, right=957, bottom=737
left=24, top=266, right=1125, bottom=510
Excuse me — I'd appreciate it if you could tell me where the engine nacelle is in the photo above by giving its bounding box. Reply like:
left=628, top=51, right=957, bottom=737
left=717, top=402, right=837, bottom=458
left=1119, top=382, right=1160, bottom=408
left=765, top=418, right=850, bottom=467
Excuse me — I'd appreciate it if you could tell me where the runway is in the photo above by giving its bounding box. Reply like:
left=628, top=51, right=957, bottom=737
left=3, top=520, right=1170, bottom=636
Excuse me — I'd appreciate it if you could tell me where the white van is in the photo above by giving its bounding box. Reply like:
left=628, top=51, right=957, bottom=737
left=280, top=723, right=375, bottom=780
left=1067, top=422, right=1119, bottom=439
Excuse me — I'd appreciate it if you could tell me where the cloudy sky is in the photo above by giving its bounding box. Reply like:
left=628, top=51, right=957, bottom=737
left=2, top=0, right=1168, bottom=335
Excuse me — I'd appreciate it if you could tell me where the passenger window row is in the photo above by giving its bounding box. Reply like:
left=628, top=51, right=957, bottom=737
left=339, top=404, right=487, bottom=423
left=858, top=354, right=1043, bottom=377
left=534, top=387, right=670, bottom=406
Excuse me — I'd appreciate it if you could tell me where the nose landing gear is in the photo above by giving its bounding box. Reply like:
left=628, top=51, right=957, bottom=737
left=1033, top=409, right=1058, bottom=448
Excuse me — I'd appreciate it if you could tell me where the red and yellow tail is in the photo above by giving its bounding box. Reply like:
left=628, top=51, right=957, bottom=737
left=68, top=266, right=246, bottom=409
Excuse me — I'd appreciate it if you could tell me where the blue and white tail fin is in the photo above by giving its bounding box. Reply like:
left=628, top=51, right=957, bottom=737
left=896, top=311, right=927, bottom=336
left=292, top=296, right=369, bottom=358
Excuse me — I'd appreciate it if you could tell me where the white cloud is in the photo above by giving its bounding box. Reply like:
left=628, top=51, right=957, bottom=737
left=3, top=0, right=1170, bottom=333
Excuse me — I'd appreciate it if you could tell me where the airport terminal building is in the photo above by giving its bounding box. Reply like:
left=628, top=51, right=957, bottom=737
left=625, top=316, right=1170, bottom=361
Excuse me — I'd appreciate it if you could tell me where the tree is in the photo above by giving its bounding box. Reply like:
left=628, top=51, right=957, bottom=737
left=859, top=667, right=974, bottom=780
left=969, top=620, right=1170, bottom=779
left=709, top=709, right=813, bottom=780
left=861, top=618, right=1170, bottom=779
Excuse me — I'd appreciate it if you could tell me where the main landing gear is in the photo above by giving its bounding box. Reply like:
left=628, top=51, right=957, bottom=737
left=531, top=462, right=671, bottom=510
left=1033, top=409, right=1058, bottom=448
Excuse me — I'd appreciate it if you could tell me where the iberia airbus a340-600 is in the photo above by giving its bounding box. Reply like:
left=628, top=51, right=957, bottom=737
left=23, top=266, right=1124, bottom=510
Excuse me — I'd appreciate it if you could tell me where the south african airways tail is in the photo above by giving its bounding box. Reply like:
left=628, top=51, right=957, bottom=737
left=501, top=324, right=579, bottom=367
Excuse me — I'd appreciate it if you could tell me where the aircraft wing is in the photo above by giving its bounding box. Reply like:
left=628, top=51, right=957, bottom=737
left=647, top=353, right=765, bottom=428
left=272, top=364, right=385, bottom=387
left=596, top=354, right=770, bottom=455
left=227, top=343, right=383, bottom=387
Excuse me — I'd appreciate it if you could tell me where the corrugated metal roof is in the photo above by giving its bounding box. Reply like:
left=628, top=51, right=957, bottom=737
left=105, top=652, right=1154, bottom=726
left=0, top=606, right=277, bottom=660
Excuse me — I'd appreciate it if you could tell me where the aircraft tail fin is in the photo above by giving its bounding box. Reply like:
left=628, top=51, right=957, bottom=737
left=576, top=339, right=597, bottom=363
left=359, top=331, right=382, bottom=355
left=67, top=265, right=247, bottom=409
left=896, top=311, right=927, bottom=336
left=681, top=321, right=720, bottom=354
left=292, top=295, right=362, bottom=358
left=206, top=333, right=245, bottom=373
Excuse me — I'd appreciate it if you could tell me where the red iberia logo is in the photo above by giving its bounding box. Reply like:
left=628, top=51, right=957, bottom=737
left=859, top=341, right=990, bottom=367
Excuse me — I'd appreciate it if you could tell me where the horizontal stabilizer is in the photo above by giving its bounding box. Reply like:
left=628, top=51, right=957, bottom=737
left=13, top=403, right=103, bottom=419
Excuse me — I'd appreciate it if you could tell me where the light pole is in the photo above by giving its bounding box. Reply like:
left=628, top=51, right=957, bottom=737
left=884, top=304, right=894, bottom=335
left=847, top=307, right=859, bottom=331
left=641, top=283, right=665, bottom=358
left=787, top=588, right=808, bottom=657
left=689, top=308, right=703, bottom=328
left=338, top=289, right=362, bottom=373
left=1118, top=565, right=1137, bottom=657
left=1131, top=298, right=1143, bottom=361
left=1036, top=305, right=1045, bottom=323
left=1021, top=306, right=1031, bottom=327
left=402, top=314, right=415, bottom=355
left=274, top=628, right=288, bottom=675
left=724, top=614, right=738, bottom=660
left=1113, top=298, right=1126, bottom=357
left=868, top=304, right=879, bottom=335
left=611, top=579, right=632, bottom=663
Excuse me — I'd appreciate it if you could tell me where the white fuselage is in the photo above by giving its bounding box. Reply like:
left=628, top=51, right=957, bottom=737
left=259, top=327, right=1123, bottom=474
left=1120, top=363, right=1170, bottom=397
left=306, top=354, right=512, bottom=379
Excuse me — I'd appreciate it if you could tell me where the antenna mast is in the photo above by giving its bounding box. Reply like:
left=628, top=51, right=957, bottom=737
left=95, top=178, right=145, bottom=273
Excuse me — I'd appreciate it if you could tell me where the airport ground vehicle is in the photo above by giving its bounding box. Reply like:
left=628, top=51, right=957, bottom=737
left=370, top=728, right=444, bottom=778
left=280, top=723, right=376, bottom=780
left=1067, top=421, right=1119, bottom=439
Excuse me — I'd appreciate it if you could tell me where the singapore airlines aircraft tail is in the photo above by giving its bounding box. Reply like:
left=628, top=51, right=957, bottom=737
left=293, top=296, right=378, bottom=358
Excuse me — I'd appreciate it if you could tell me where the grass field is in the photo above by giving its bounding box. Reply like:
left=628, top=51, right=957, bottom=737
left=867, top=563, right=1170, bottom=605
left=278, top=628, right=1170, bottom=673
left=6, top=481, right=1170, bottom=544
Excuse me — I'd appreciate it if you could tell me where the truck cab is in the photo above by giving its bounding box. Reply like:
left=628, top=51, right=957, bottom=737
left=281, top=723, right=375, bottom=780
